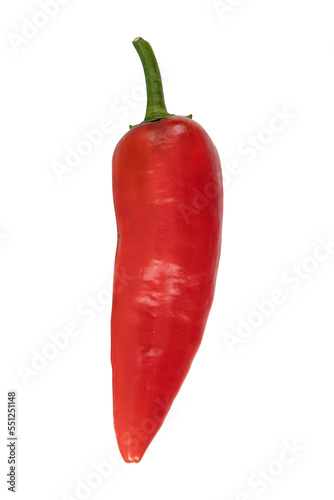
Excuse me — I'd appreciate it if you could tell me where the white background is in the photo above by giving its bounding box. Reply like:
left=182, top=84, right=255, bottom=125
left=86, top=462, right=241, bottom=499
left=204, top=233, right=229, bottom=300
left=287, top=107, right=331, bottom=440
left=1, top=0, right=334, bottom=498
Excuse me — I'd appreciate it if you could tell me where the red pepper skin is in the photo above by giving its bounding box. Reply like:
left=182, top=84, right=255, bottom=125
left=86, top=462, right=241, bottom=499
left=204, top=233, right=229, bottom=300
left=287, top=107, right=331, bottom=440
left=111, top=115, right=223, bottom=462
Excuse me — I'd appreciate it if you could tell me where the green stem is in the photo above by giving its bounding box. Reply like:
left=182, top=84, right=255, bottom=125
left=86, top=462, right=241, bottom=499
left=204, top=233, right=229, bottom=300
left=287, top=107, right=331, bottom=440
left=132, top=37, right=172, bottom=123
left=130, top=37, right=192, bottom=128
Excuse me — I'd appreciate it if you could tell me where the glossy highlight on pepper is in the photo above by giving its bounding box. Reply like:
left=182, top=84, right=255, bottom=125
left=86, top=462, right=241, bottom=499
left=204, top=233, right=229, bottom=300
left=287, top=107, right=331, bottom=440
left=111, top=37, right=223, bottom=463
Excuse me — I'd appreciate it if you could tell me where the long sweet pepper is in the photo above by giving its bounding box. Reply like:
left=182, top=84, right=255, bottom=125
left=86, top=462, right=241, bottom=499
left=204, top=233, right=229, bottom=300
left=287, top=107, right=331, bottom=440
left=111, top=37, right=223, bottom=463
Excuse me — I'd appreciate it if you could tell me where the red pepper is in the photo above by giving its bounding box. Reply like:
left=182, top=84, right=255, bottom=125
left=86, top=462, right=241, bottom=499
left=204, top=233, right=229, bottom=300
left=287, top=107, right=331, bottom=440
left=111, top=37, right=223, bottom=463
